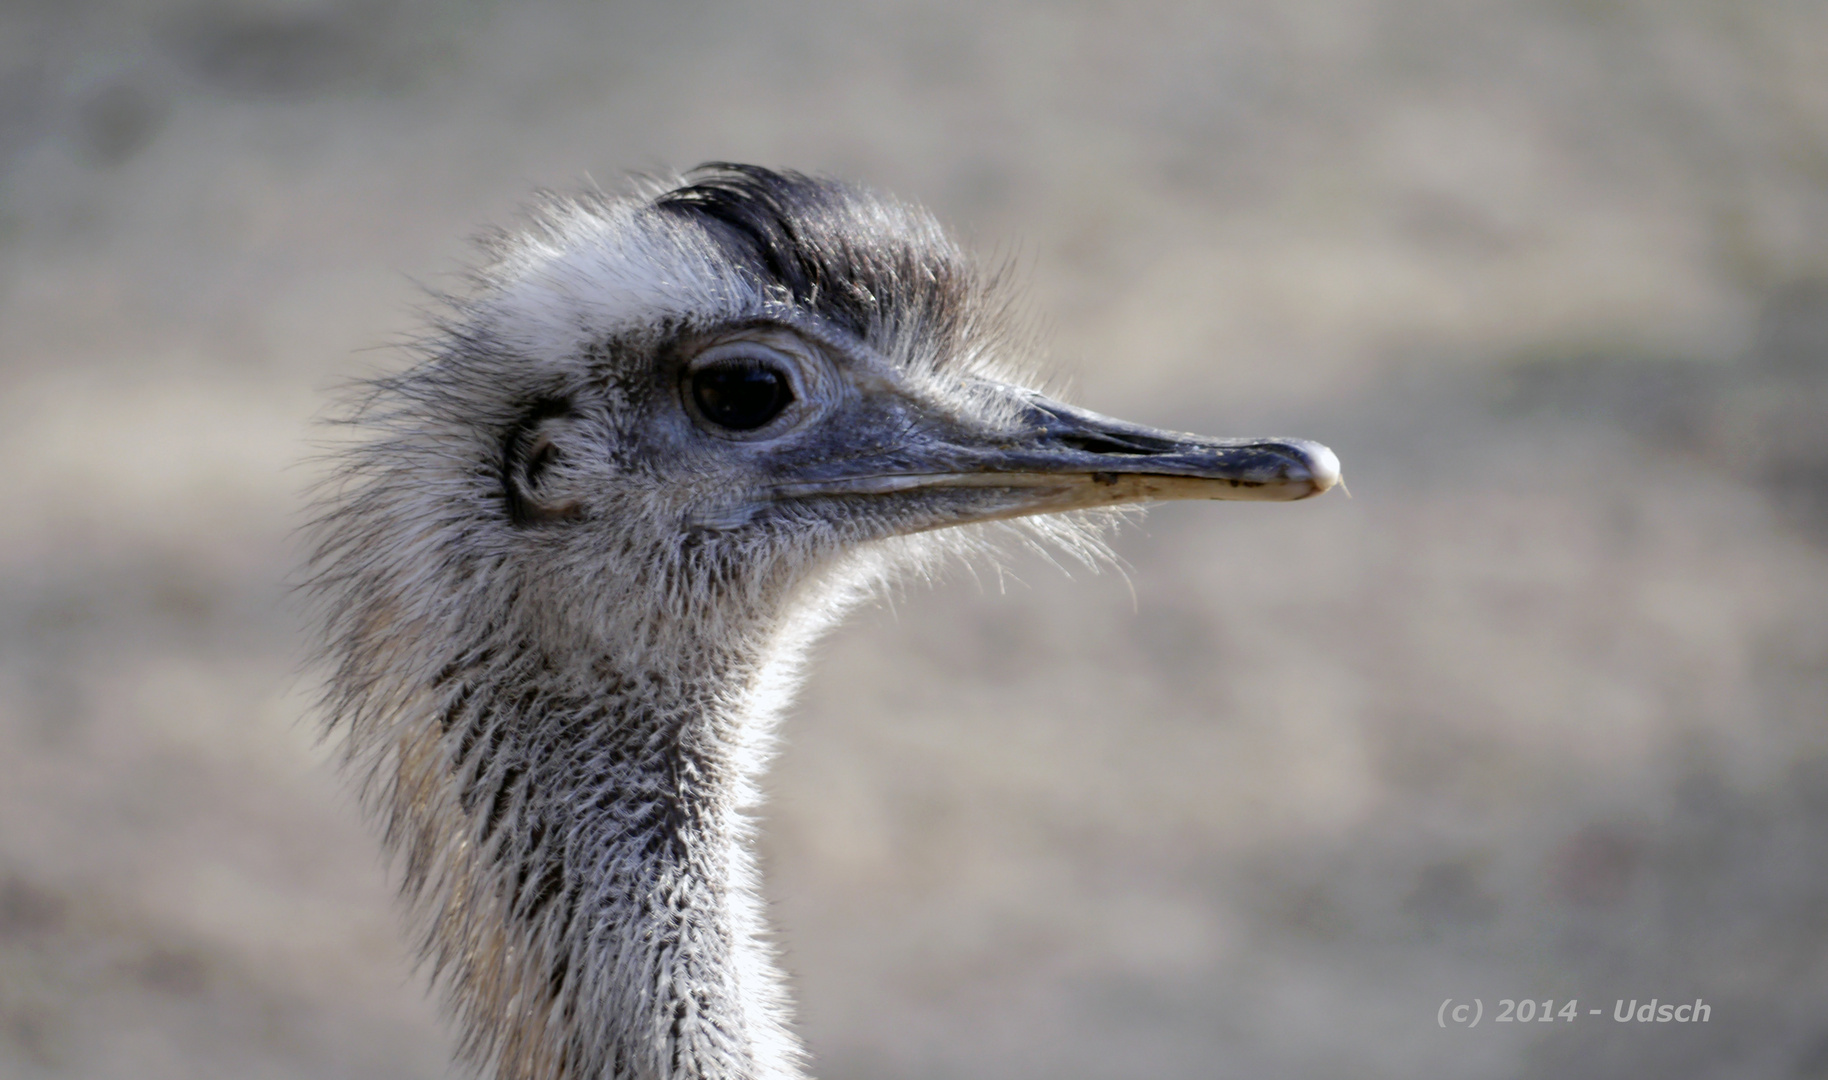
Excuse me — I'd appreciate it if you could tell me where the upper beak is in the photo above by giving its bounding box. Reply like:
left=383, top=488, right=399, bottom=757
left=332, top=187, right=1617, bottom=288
left=765, top=389, right=1341, bottom=527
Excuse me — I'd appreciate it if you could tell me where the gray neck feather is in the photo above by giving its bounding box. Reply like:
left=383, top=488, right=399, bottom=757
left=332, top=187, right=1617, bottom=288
left=366, top=588, right=823, bottom=1080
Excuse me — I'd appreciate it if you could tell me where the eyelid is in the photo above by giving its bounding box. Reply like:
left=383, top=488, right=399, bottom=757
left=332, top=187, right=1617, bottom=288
left=685, top=339, right=799, bottom=374
left=685, top=343, right=804, bottom=406
left=697, top=355, right=781, bottom=375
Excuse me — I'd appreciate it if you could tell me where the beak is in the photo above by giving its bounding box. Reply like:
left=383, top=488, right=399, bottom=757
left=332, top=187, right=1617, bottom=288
left=764, top=389, right=1341, bottom=529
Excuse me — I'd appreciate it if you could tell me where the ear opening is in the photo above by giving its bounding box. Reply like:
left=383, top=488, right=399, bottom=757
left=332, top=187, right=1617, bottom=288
left=502, top=399, right=586, bottom=526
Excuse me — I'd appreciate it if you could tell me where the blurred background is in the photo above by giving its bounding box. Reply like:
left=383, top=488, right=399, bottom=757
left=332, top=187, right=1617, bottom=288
left=2, top=1, right=1825, bottom=1077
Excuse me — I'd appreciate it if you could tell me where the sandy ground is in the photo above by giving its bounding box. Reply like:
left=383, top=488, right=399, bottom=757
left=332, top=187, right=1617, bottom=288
left=2, top=1, right=1826, bottom=1077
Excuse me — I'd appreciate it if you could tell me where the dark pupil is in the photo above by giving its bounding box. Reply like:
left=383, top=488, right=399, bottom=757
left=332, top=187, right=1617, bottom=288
left=691, top=362, right=792, bottom=431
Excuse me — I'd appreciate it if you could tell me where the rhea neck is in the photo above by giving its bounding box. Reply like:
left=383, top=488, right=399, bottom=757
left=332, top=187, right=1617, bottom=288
left=419, top=571, right=827, bottom=1080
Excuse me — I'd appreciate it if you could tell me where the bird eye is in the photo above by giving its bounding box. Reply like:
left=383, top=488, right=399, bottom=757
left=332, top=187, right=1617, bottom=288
left=689, top=360, right=794, bottom=432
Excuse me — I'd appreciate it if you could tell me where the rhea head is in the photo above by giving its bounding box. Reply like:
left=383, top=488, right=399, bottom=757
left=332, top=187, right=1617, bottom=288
left=382, top=166, right=1338, bottom=643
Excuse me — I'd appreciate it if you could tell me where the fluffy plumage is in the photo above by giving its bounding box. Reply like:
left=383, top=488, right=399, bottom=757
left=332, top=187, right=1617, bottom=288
left=306, top=164, right=1338, bottom=1080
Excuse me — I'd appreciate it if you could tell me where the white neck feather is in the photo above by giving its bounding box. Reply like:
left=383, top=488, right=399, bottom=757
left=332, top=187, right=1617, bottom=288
left=353, top=564, right=881, bottom=1080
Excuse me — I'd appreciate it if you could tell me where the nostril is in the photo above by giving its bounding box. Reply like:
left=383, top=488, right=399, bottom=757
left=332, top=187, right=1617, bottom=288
left=1054, top=431, right=1184, bottom=456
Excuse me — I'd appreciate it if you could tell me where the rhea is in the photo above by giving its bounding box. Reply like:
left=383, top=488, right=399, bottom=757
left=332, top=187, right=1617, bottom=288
left=307, top=164, right=1339, bottom=1080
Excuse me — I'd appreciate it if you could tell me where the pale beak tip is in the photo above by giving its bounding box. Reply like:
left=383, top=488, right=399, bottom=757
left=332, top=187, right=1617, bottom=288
left=1287, top=439, right=1342, bottom=498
